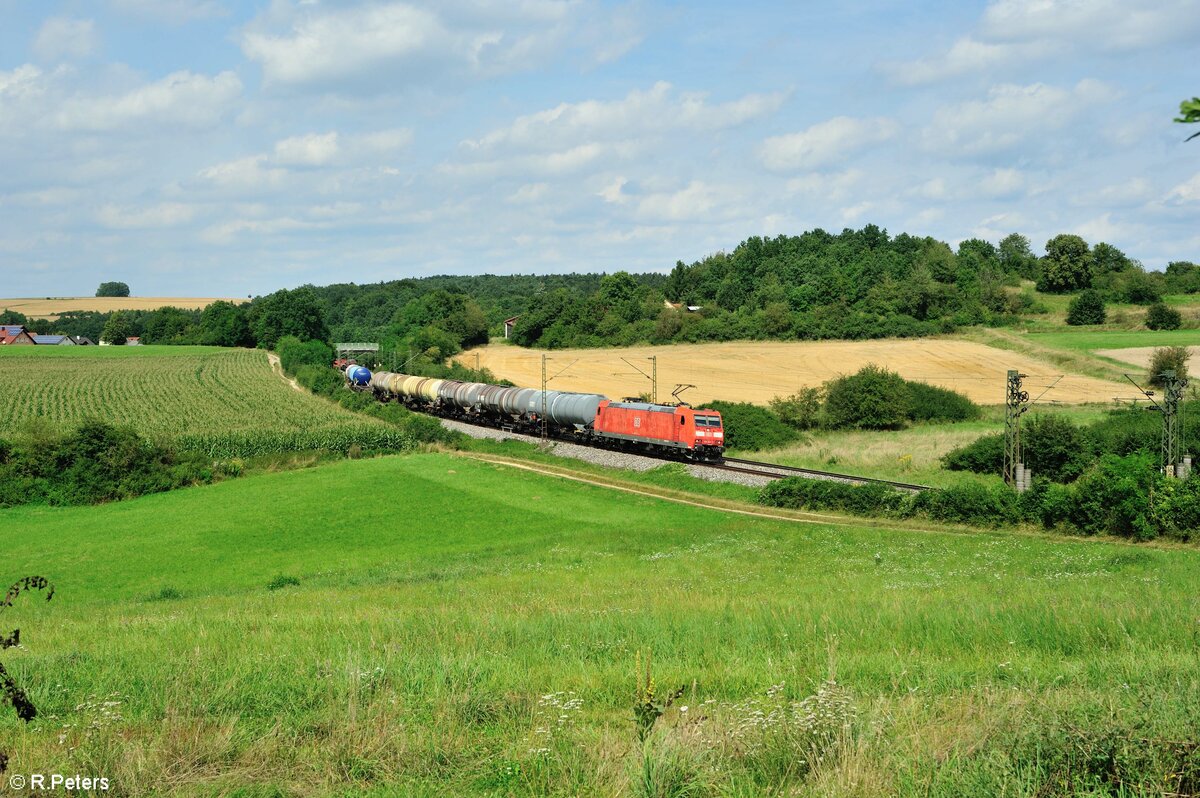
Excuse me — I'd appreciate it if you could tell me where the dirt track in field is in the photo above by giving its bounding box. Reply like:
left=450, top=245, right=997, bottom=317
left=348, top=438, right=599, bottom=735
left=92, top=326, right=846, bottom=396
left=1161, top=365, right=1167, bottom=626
left=1094, top=346, right=1200, bottom=369
left=0, top=296, right=246, bottom=321
left=457, top=339, right=1127, bottom=405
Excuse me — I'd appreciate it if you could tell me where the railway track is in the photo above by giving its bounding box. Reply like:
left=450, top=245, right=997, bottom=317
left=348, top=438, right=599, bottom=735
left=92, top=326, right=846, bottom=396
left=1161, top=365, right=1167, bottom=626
left=370, top=390, right=935, bottom=494
left=713, top=457, right=933, bottom=493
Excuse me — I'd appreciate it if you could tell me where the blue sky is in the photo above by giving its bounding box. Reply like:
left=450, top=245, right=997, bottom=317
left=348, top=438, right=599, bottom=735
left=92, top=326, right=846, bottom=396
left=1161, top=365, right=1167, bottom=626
left=1, top=0, right=1197, bottom=297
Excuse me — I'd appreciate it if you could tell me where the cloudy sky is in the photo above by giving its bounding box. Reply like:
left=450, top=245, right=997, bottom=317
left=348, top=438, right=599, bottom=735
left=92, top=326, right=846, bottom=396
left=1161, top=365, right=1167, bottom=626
left=1, top=0, right=1198, bottom=297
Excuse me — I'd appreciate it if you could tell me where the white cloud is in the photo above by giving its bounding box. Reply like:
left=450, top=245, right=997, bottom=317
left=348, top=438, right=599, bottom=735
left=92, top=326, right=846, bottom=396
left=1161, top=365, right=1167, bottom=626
left=465, top=82, right=784, bottom=153
left=110, top=0, right=227, bottom=25
left=243, top=4, right=443, bottom=86
left=54, top=70, right=242, bottom=131
left=33, top=17, right=98, bottom=61
left=597, top=176, right=628, bottom=204
left=885, top=0, right=1200, bottom=85
left=1073, top=212, right=1134, bottom=242
left=922, top=80, right=1117, bottom=155
left=97, top=202, right=195, bottom=229
left=979, top=168, right=1025, bottom=197
left=354, top=128, right=414, bottom=154
left=509, top=182, right=549, bottom=203
left=240, top=1, right=581, bottom=89
left=760, top=116, right=898, bottom=172
left=200, top=216, right=314, bottom=244
left=785, top=168, right=865, bottom=202
left=274, top=132, right=340, bottom=166
left=982, top=0, right=1200, bottom=51
left=199, top=155, right=287, bottom=189
left=1166, top=173, right=1200, bottom=204
left=884, top=37, right=1053, bottom=86
left=636, top=181, right=719, bottom=221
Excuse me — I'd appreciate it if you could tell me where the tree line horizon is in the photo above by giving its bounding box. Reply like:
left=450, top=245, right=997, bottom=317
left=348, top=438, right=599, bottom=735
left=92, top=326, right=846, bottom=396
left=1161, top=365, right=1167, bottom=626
left=4, top=225, right=1197, bottom=356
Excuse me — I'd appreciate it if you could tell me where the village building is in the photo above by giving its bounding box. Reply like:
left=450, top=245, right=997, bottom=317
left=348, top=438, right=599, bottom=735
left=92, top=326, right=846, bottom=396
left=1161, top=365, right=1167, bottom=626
left=0, top=325, right=35, bottom=345
left=32, top=334, right=74, bottom=345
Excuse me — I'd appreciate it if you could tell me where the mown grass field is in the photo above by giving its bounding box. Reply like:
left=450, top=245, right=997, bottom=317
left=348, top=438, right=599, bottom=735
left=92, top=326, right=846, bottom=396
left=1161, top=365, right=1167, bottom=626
left=0, top=346, right=395, bottom=456
left=4, top=453, right=1200, bottom=796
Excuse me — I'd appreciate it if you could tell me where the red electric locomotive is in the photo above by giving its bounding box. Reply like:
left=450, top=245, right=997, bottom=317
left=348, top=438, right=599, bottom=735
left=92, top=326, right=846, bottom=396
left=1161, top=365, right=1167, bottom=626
left=591, top=400, right=725, bottom=461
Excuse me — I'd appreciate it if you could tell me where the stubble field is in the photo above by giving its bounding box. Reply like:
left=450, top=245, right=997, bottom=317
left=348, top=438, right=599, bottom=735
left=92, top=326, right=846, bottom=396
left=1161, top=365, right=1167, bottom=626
left=0, top=296, right=244, bottom=321
left=458, top=339, right=1128, bottom=405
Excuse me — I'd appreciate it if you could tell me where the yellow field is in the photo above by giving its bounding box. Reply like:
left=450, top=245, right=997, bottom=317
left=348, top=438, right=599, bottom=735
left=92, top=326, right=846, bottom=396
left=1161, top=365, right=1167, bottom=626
left=1094, top=346, right=1200, bottom=368
left=0, top=296, right=246, bottom=320
left=457, top=339, right=1128, bottom=405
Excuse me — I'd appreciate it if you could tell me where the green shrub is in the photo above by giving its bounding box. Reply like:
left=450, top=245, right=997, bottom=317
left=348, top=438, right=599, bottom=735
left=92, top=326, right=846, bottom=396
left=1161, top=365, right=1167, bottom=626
left=909, top=482, right=1021, bottom=527
left=942, top=433, right=1003, bottom=474
left=769, top=388, right=824, bottom=430
left=905, top=381, right=981, bottom=423
left=294, top=363, right=344, bottom=396
left=1066, top=289, right=1106, bottom=325
left=0, top=420, right=213, bottom=508
left=1145, top=302, right=1182, bottom=330
left=1149, top=345, right=1190, bottom=387
left=1066, top=453, right=1158, bottom=539
left=824, top=364, right=911, bottom=430
left=758, top=477, right=907, bottom=516
left=705, top=401, right=799, bottom=451
left=1022, top=414, right=1094, bottom=482
left=277, top=336, right=335, bottom=374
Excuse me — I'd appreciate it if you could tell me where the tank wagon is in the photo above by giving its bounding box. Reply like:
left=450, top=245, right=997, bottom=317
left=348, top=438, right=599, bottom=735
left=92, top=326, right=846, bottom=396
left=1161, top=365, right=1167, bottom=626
left=360, top=371, right=725, bottom=461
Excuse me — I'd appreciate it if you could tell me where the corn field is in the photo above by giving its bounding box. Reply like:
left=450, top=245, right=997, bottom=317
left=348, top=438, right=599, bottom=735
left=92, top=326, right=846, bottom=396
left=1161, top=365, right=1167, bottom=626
left=0, top=346, right=409, bottom=456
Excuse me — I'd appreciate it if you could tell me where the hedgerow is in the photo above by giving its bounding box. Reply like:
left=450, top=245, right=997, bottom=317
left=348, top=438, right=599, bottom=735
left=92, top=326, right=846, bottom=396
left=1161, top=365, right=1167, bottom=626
left=0, top=420, right=214, bottom=508
left=759, top=453, right=1200, bottom=540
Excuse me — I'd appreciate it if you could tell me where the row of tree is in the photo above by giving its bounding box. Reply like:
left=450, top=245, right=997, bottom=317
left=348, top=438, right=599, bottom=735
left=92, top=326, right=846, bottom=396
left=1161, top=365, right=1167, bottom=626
left=0, top=289, right=329, bottom=349
left=6, top=226, right=1194, bottom=353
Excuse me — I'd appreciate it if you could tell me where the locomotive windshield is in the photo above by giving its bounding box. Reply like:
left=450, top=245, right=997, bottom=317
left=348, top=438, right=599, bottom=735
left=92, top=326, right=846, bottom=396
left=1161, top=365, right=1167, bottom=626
left=695, top=415, right=722, bottom=427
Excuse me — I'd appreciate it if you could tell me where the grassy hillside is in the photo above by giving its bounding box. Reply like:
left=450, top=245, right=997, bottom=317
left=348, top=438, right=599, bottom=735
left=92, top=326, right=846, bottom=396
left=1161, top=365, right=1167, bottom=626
left=0, top=346, right=381, bottom=445
left=4, top=453, right=1200, bottom=796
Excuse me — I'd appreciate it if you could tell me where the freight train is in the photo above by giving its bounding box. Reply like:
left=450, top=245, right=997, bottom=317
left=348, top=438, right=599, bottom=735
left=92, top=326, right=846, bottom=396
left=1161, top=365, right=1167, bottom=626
left=342, top=366, right=725, bottom=461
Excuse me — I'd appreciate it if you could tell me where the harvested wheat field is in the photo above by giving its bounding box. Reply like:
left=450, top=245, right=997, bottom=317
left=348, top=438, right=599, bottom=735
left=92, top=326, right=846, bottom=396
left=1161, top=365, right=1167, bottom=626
left=1094, top=346, right=1200, bottom=369
left=0, top=296, right=246, bottom=320
left=458, top=339, right=1127, bottom=405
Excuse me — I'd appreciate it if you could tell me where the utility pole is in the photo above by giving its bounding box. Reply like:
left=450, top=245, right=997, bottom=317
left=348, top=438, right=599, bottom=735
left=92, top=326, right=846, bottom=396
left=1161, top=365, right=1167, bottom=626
left=541, top=354, right=548, bottom=442
left=1161, top=370, right=1187, bottom=476
left=621, top=356, right=657, bottom=403
left=1124, top=371, right=1189, bottom=475
left=1004, top=370, right=1029, bottom=489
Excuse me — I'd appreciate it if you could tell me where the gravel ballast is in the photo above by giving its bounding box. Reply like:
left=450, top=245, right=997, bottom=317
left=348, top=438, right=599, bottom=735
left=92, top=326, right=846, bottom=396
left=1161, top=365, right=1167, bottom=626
left=440, top=418, right=776, bottom=487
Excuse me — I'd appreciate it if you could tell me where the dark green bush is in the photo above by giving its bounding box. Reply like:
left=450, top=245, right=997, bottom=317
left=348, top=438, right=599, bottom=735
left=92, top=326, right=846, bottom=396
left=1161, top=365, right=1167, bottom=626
left=769, top=388, right=823, bottom=430
left=758, top=477, right=907, bottom=516
left=1066, top=289, right=1106, bottom=325
left=294, top=363, right=344, bottom=396
left=1066, top=453, right=1158, bottom=539
left=705, top=401, right=799, bottom=451
left=277, top=336, right=335, bottom=374
left=267, top=575, right=301, bottom=591
left=824, top=364, right=911, bottom=430
left=0, top=420, right=212, bottom=508
left=905, top=381, right=981, bottom=423
left=1145, top=302, right=1182, bottom=330
left=909, top=482, right=1021, bottom=527
left=942, top=433, right=1004, bottom=474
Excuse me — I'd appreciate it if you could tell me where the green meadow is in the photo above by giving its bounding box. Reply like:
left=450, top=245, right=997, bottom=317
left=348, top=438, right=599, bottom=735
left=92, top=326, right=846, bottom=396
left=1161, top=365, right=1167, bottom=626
left=5, top=453, right=1200, bottom=796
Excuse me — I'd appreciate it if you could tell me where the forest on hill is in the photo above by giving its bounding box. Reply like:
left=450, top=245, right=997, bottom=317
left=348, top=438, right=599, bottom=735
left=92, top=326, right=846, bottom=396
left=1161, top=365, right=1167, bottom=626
left=5, top=225, right=1197, bottom=358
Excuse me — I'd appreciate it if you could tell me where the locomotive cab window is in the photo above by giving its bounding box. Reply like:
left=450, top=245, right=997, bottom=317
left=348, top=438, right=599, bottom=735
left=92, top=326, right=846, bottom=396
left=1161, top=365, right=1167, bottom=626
left=695, top=415, right=721, bottom=427
left=680, top=416, right=685, bottom=425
